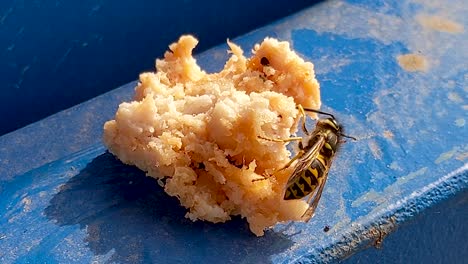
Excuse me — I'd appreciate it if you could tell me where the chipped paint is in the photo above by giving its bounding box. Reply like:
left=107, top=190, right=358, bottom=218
left=367, top=140, right=383, bottom=160
left=435, top=146, right=468, bottom=164
left=435, top=147, right=459, bottom=164
left=277, top=1, right=405, bottom=45
left=333, top=196, right=352, bottom=231
left=416, top=15, right=464, bottom=33
left=352, top=190, right=383, bottom=208
left=456, top=153, right=468, bottom=161
left=352, top=167, right=429, bottom=210
left=394, top=167, right=428, bottom=186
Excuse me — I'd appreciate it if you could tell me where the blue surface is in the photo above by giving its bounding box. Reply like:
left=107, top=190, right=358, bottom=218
left=345, top=190, right=467, bottom=263
left=1, top=0, right=467, bottom=263
left=0, top=0, right=316, bottom=136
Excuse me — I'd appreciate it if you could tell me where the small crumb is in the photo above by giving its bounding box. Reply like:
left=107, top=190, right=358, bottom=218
left=397, top=54, right=428, bottom=72
left=157, top=178, right=165, bottom=187
left=383, top=130, right=394, bottom=139
left=21, top=197, right=32, bottom=212
left=389, top=162, right=402, bottom=171
left=446, top=80, right=456, bottom=89
left=448, top=92, right=463, bottom=103
left=454, top=118, right=465, bottom=127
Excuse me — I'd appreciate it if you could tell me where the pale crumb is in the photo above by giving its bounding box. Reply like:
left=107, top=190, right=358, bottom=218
left=103, top=35, right=321, bottom=236
left=22, top=197, right=32, bottom=213
left=397, top=54, right=428, bottom=72
left=448, top=92, right=463, bottom=103
left=454, top=118, right=465, bottom=127
left=383, top=130, right=394, bottom=139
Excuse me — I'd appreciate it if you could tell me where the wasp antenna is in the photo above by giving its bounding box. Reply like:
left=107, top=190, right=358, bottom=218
left=341, top=134, right=357, bottom=141
left=301, top=107, right=336, bottom=119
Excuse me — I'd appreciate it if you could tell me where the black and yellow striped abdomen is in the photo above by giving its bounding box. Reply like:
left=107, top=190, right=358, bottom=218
left=284, top=129, right=338, bottom=200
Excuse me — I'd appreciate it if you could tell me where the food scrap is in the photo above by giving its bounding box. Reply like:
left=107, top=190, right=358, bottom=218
left=103, top=35, right=321, bottom=236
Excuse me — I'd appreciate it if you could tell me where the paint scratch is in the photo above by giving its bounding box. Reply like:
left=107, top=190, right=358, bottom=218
left=368, top=140, right=383, bottom=160
left=53, top=47, right=73, bottom=72
left=352, top=167, right=428, bottom=208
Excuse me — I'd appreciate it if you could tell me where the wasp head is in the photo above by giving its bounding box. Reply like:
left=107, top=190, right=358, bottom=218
left=317, top=118, right=341, bottom=133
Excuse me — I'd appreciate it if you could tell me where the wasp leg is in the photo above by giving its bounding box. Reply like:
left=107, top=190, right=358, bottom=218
left=274, top=150, right=304, bottom=173
left=252, top=150, right=304, bottom=182
left=258, top=135, right=302, bottom=143
left=297, top=104, right=309, bottom=135
left=255, top=129, right=304, bottom=183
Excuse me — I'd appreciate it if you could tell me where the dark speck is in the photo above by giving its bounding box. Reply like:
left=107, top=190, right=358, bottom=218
left=323, top=226, right=330, bottom=232
left=227, top=155, right=243, bottom=169
left=260, top=57, right=270, bottom=66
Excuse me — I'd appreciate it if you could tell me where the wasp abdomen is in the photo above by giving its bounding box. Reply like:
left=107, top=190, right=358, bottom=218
left=313, top=156, right=328, bottom=175
left=285, top=169, right=319, bottom=200
left=285, top=183, right=304, bottom=199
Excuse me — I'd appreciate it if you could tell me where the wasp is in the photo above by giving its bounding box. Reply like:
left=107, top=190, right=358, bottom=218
left=257, top=105, right=355, bottom=221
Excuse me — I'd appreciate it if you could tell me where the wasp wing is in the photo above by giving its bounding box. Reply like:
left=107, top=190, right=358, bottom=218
left=285, top=135, right=326, bottom=188
left=300, top=176, right=326, bottom=221
left=301, top=158, right=332, bottom=222
left=282, top=133, right=333, bottom=222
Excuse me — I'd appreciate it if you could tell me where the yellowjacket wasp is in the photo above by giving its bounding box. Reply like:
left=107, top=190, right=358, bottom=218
left=258, top=105, right=355, bottom=221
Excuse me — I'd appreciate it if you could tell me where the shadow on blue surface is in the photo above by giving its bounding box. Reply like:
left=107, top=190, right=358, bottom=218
left=44, top=152, right=294, bottom=263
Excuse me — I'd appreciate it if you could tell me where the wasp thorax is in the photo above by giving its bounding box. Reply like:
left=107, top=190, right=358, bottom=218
left=317, top=118, right=341, bottom=133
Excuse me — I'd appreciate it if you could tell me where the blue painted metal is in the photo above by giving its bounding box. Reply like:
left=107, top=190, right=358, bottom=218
left=345, top=191, right=468, bottom=264
left=1, top=0, right=467, bottom=263
left=0, top=0, right=316, bottom=136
